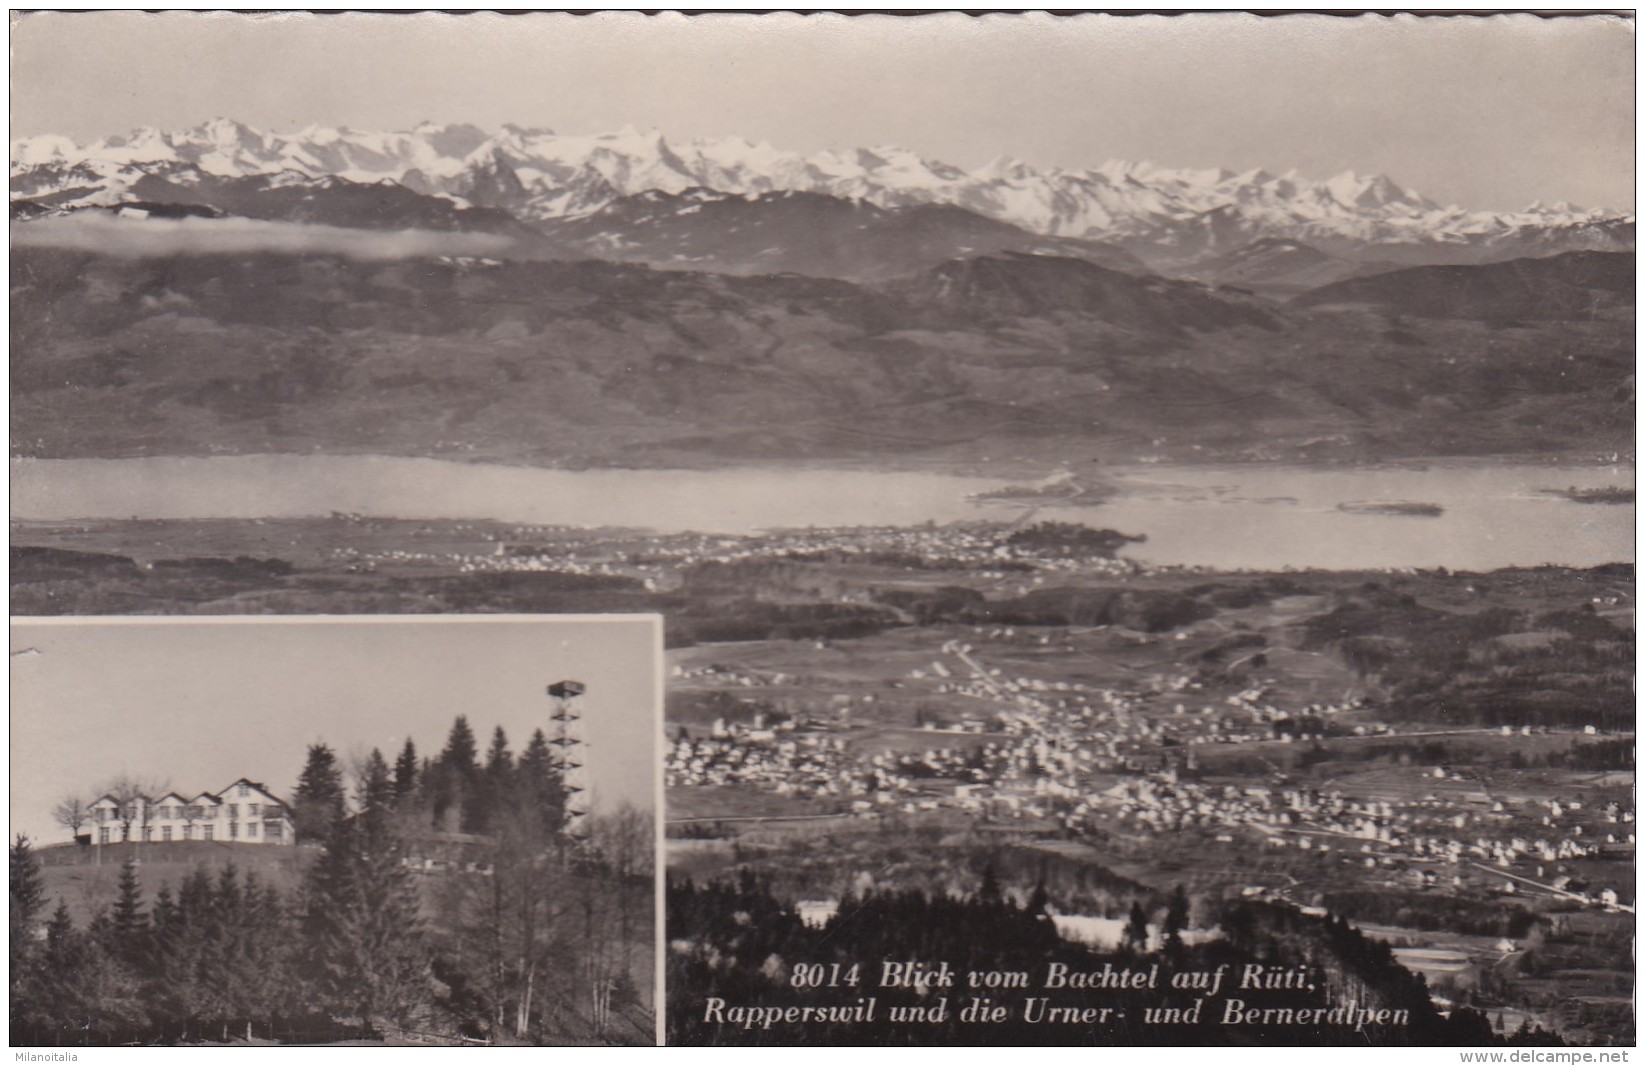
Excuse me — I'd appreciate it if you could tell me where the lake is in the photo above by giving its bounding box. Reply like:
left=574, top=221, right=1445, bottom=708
left=10, top=454, right=1633, bottom=571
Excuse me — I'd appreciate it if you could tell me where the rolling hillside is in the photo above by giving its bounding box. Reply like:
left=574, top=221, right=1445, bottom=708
left=10, top=245, right=1634, bottom=467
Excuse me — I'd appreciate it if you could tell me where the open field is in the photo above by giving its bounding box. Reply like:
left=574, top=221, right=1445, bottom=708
left=36, top=840, right=313, bottom=928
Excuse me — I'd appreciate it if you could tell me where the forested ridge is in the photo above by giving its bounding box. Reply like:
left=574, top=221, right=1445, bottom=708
left=10, top=716, right=653, bottom=1046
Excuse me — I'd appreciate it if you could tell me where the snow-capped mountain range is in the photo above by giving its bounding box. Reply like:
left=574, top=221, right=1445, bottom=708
left=11, top=118, right=1633, bottom=267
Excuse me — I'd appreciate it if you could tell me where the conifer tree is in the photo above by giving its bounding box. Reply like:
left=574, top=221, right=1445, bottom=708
left=978, top=862, right=1002, bottom=905
left=517, top=728, right=567, bottom=845
left=519, top=727, right=552, bottom=776
left=151, top=883, right=178, bottom=940
left=430, top=716, right=480, bottom=833
left=466, top=726, right=513, bottom=834
left=293, top=742, right=347, bottom=844
left=433, top=721, right=588, bottom=1040
left=9, top=835, right=45, bottom=962
left=441, top=715, right=479, bottom=772
left=392, top=737, right=419, bottom=803
left=1025, top=877, right=1050, bottom=918
left=485, top=726, right=513, bottom=776
left=72, top=909, right=149, bottom=1040
left=44, top=899, right=73, bottom=956
left=1163, top=884, right=1190, bottom=954
left=233, top=873, right=295, bottom=1039
left=302, top=805, right=433, bottom=1036
left=1123, top=900, right=1150, bottom=953
left=9, top=837, right=48, bottom=1042
left=358, top=748, right=396, bottom=842
left=111, top=855, right=148, bottom=965
left=16, top=901, right=80, bottom=1044
left=357, top=748, right=393, bottom=809
left=151, top=867, right=217, bottom=1036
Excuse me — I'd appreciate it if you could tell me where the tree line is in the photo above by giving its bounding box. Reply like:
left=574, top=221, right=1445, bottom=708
left=666, top=871, right=1560, bottom=1047
left=1304, top=586, right=1634, bottom=731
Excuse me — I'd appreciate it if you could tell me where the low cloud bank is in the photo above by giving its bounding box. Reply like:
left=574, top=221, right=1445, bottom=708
left=12, top=213, right=519, bottom=260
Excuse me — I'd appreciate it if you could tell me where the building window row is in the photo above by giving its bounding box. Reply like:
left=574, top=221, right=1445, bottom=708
left=94, top=804, right=285, bottom=822
left=97, top=820, right=282, bottom=843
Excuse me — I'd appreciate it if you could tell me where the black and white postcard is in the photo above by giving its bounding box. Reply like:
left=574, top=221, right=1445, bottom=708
left=9, top=615, right=661, bottom=1046
left=8, top=9, right=1635, bottom=1050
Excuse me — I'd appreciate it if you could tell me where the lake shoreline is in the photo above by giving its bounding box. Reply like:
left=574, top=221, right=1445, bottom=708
left=9, top=444, right=1634, bottom=482
left=10, top=453, right=1634, bottom=573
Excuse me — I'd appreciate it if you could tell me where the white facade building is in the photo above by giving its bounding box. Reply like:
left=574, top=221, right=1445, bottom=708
left=89, top=778, right=293, bottom=846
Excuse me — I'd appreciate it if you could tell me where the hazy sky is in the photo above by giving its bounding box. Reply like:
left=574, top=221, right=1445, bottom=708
left=10, top=616, right=660, bottom=846
left=9, top=10, right=1634, bottom=211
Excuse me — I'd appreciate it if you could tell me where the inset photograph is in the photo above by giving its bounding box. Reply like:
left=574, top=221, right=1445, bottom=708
left=9, top=615, right=660, bottom=1046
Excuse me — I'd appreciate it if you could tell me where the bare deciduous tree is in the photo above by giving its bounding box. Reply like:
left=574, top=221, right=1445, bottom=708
left=586, top=804, right=653, bottom=977
left=580, top=804, right=655, bottom=1036
left=51, top=794, right=91, bottom=840
left=98, top=774, right=171, bottom=842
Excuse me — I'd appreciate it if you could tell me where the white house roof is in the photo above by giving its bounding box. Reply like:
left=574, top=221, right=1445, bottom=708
left=219, top=779, right=288, bottom=805
left=84, top=784, right=287, bottom=811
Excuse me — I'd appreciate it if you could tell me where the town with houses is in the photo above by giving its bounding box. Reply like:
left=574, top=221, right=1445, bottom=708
left=666, top=635, right=1634, bottom=917
left=325, top=518, right=1143, bottom=589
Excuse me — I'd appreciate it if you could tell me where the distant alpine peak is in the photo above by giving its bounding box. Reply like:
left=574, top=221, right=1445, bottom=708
left=10, top=121, right=1632, bottom=253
